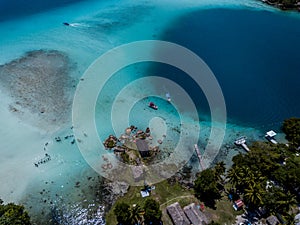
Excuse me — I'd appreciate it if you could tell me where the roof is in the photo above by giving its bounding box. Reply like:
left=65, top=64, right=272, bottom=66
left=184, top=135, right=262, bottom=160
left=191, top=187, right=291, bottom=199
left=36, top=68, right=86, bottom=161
left=183, top=203, right=208, bottom=225
left=266, top=215, right=280, bottom=225
left=166, top=202, right=190, bottom=225
left=266, top=130, right=277, bottom=137
left=136, top=139, right=149, bottom=152
left=234, top=199, right=244, bottom=208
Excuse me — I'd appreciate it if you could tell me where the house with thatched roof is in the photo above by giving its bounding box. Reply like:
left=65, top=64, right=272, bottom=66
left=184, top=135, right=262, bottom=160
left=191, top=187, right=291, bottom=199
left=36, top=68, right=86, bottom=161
left=136, top=138, right=150, bottom=157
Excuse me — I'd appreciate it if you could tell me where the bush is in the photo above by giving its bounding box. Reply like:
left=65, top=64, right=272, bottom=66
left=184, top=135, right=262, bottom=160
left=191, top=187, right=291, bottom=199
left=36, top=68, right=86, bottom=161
left=0, top=199, right=31, bottom=225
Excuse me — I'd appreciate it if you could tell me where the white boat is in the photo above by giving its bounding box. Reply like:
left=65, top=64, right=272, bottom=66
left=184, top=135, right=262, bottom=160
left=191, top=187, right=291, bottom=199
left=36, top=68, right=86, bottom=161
left=166, top=93, right=171, bottom=102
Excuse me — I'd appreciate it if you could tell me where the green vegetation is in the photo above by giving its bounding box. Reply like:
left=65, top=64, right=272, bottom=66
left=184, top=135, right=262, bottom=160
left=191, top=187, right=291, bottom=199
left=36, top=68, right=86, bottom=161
left=282, top=117, right=300, bottom=148
left=114, top=202, right=142, bottom=225
left=143, top=199, right=162, bottom=225
left=0, top=199, right=31, bottom=225
left=194, top=161, right=226, bottom=208
left=112, top=199, right=161, bottom=225
left=106, top=178, right=240, bottom=225
left=194, top=169, right=221, bottom=208
left=106, top=180, right=189, bottom=224
left=227, top=140, right=299, bottom=218
left=106, top=117, right=300, bottom=224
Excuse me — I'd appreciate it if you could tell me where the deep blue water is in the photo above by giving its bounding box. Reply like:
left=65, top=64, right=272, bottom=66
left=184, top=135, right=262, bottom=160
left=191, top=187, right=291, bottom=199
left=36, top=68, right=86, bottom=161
left=0, top=0, right=87, bottom=21
left=154, top=8, right=300, bottom=129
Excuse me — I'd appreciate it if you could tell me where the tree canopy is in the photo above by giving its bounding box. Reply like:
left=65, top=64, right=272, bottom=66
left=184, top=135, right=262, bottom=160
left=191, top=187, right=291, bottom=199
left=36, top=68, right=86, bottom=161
left=114, top=202, right=132, bottom=225
left=0, top=199, right=31, bottom=225
left=113, top=199, right=161, bottom=225
left=143, top=199, right=162, bottom=225
left=282, top=117, right=300, bottom=148
left=228, top=139, right=299, bottom=215
left=194, top=168, right=223, bottom=208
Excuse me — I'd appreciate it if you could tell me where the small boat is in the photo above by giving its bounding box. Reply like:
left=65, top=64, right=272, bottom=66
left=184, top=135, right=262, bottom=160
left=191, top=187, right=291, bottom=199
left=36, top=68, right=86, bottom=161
left=166, top=93, right=171, bottom=102
left=149, top=102, right=158, bottom=110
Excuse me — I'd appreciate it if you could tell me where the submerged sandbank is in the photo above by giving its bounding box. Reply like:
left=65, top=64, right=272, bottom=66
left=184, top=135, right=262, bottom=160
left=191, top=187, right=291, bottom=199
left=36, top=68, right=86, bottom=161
left=0, top=50, right=75, bottom=132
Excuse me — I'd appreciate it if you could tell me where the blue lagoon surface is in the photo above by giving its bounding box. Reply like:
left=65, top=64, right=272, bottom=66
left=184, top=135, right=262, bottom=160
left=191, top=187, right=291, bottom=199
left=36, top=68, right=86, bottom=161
left=157, top=8, right=300, bottom=129
left=0, top=0, right=300, bottom=224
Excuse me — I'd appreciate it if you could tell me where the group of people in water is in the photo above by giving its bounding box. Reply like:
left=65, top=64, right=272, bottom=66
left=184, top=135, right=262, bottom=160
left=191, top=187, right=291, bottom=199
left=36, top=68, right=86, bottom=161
left=34, top=130, right=77, bottom=167
left=34, top=153, right=51, bottom=167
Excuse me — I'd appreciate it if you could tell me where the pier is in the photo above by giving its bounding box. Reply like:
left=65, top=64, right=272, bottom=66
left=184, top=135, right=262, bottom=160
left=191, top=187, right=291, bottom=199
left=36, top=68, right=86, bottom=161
left=265, top=130, right=278, bottom=144
left=234, top=136, right=250, bottom=152
left=194, top=144, right=206, bottom=170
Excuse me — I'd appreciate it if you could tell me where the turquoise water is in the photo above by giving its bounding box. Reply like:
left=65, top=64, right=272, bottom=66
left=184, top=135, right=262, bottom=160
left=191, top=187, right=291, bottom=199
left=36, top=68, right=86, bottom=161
left=0, top=0, right=300, bottom=224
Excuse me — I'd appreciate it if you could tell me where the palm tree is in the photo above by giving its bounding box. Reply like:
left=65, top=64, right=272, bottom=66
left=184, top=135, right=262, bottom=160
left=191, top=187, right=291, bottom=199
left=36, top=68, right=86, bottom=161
left=129, top=204, right=142, bottom=225
left=243, top=182, right=265, bottom=209
left=215, top=161, right=226, bottom=184
left=227, top=166, right=241, bottom=187
left=275, top=191, right=297, bottom=214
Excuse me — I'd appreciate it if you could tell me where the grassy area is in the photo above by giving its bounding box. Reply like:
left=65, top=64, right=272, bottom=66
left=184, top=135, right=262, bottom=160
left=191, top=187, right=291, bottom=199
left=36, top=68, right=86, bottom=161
left=205, top=193, right=243, bottom=224
left=105, top=180, right=193, bottom=224
left=105, top=180, right=243, bottom=225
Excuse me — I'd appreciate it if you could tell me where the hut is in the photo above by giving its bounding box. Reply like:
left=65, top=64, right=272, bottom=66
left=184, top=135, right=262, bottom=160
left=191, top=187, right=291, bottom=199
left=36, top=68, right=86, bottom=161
left=166, top=202, right=190, bottom=225
left=136, top=138, right=150, bottom=157
left=183, top=203, right=209, bottom=225
left=233, top=199, right=244, bottom=211
left=266, top=215, right=280, bottom=225
left=265, top=130, right=278, bottom=144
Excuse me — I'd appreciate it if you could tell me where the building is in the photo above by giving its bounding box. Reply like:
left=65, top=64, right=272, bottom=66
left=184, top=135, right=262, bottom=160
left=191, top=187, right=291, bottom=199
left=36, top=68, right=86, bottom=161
left=166, top=202, right=190, bottom=225
left=233, top=199, right=244, bottom=211
left=136, top=138, right=150, bottom=157
left=183, top=203, right=208, bottom=225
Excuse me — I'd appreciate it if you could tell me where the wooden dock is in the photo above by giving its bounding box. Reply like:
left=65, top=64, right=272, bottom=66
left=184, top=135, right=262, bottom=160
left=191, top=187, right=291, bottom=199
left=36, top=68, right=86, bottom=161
left=194, top=144, right=205, bottom=170
left=265, top=130, right=278, bottom=144
left=234, top=136, right=250, bottom=152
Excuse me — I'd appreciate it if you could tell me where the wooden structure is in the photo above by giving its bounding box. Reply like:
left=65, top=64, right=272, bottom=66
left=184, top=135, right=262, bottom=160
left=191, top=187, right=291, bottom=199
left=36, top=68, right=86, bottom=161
left=234, top=136, right=250, bottom=152
left=136, top=139, right=150, bottom=157
left=183, top=203, right=209, bottom=225
left=166, top=202, right=190, bottom=225
left=265, top=130, right=278, bottom=144
left=194, top=144, right=206, bottom=170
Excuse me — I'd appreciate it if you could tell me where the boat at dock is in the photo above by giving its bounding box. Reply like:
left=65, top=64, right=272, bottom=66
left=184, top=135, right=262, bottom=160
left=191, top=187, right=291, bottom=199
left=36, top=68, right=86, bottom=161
left=234, top=136, right=250, bottom=152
